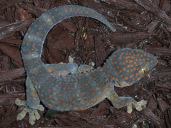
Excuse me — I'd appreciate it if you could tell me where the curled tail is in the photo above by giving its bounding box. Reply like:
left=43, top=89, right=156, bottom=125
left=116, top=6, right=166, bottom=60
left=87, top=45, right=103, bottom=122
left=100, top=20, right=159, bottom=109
left=21, top=5, right=115, bottom=71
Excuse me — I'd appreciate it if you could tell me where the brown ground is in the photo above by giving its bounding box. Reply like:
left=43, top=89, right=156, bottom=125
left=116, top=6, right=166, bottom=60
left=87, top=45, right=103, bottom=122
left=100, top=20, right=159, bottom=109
left=0, top=0, right=171, bottom=128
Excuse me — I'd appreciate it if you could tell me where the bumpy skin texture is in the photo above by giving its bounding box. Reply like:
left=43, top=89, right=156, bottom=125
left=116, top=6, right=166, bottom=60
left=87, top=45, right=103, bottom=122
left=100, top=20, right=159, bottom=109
left=16, top=5, right=158, bottom=125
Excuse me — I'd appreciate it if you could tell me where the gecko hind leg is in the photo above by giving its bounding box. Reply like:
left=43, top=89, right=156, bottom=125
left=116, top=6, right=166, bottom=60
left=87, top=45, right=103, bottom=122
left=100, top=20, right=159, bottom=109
left=15, top=77, right=44, bottom=125
left=109, top=86, right=147, bottom=113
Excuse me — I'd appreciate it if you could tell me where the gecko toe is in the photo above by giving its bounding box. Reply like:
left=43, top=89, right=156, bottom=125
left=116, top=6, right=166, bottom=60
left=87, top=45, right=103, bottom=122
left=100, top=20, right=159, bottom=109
left=127, top=103, right=133, bottom=113
left=15, top=98, right=44, bottom=125
left=134, top=100, right=147, bottom=111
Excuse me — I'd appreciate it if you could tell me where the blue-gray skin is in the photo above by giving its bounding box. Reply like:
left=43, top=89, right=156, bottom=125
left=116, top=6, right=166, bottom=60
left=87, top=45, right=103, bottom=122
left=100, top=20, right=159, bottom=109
left=15, top=5, right=157, bottom=125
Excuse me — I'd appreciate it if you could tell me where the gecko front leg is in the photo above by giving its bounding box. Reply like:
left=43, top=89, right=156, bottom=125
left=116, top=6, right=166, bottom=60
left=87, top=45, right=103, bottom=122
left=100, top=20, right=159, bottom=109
left=107, top=82, right=147, bottom=113
left=15, top=77, right=44, bottom=125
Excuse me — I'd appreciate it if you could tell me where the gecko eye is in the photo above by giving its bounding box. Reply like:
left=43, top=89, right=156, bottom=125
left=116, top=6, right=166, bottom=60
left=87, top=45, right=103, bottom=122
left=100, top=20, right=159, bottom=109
left=139, top=66, right=148, bottom=76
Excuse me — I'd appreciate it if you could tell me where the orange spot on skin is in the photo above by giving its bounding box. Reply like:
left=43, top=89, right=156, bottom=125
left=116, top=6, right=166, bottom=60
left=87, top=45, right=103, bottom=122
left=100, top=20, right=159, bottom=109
left=29, top=51, right=38, bottom=55
left=130, top=74, right=134, bottom=79
left=120, top=74, right=123, bottom=78
left=48, top=69, right=52, bottom=72
left=58, top=84, right=62, bottom=89
left=72, top=100, right=76, bottom=105
left=48, top=104, right=52, bottom=107
left=92, top=77, right=96, bottom=80
left=129, top=60, right=133, bottom=63
left=53, top=72, right=56, bottom=75
left=74, top=84, right=78, bottom=88
left=131, top=56, right=135, bottom=59
left=33, top=97, right=36, bottom=100
left=126, top=83, right=129, bottom=86
left=64, top=8, right=68, bottom=13
left=124, top=77, right=128, bottom=80
left=92, top=10, right=95, bottom=13
left=47, top=89, right=51, bottom=92
left=134, top=62, right=137, bottom=65
left=119, top=62, right=122, bottom=65
left=113, top=67, right=116, bottom=71
left=70, top=8, right=73, bottom=12
left=65, top=99, right=69, bottom=103
left=90, top=102, right=94, bottom=106
left=110, top=76, right=115, bottom=80
left=63, top=70, right=66, bottom=74
left=121, top=83, right=124, bottom=87
left=110, top=61, right=114, bottom=65
left=85, top=11, right=88, bottom=14
left=80, top=106, right=84, bottom=110
left=81, top=92, right=86, bottom=97
left=31, top=91, right=35, bottom=95
left=123, top=67, right=126, bottom=71
left=80, top=99, right=85, bottom=103
left=75, top=106, right=78, bottom=110
left=40, top=94, right=43, bottom=97
left=136, top=73, right=139, bottom=76
left=76, top=93, right=79, bottom=97
left=58, top=100, right=62, bottom=104
left=69, top=105, right=72, bottom=108
left=48, top=95, right=51, bottom=98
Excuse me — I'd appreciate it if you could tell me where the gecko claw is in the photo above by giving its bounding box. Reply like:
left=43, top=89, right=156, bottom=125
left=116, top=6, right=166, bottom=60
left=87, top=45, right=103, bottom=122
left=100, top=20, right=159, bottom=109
left=15, top=98, right=44, bottom=125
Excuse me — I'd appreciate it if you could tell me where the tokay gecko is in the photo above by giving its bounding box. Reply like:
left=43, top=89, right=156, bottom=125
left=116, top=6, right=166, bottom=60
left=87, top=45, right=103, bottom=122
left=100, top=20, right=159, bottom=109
left=15, top=5, right=158, bottom=125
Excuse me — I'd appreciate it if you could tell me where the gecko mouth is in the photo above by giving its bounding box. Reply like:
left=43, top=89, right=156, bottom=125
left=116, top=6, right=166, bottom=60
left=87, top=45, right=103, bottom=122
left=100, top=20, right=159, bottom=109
left=145, top=67, right=157, bottom=80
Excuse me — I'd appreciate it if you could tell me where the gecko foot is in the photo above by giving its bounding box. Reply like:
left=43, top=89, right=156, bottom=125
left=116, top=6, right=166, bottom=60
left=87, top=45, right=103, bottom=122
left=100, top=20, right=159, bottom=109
left=127, top=100, right=147, bottom=113
left=15, top=98, right=44, bottom=125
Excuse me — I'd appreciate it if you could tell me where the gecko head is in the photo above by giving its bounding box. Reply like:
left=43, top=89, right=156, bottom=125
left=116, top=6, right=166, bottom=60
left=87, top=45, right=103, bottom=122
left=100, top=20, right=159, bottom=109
left=106, top=48, right=158, bottom=87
